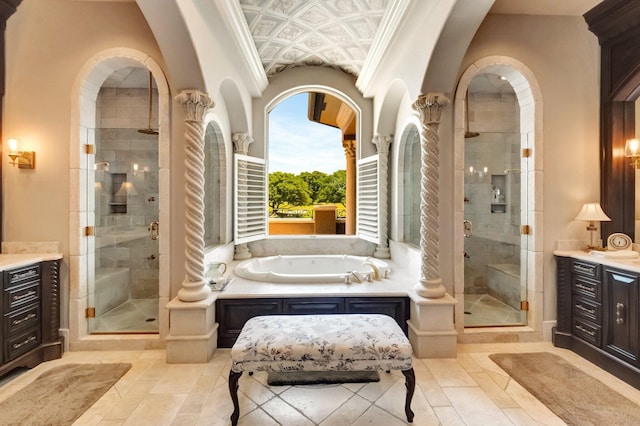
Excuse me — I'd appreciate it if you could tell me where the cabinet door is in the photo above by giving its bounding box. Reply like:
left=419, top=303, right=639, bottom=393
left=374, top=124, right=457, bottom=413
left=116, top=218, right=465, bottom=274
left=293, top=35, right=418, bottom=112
left=604, top=269, right=639, bottom=364
left=215, top=298, right=282, bottom=347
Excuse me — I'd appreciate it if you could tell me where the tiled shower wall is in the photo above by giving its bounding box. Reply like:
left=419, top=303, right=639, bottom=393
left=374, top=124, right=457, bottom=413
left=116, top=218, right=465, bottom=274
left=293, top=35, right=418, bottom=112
left=464, top=91, right=521, bottom=296
left=94, top=87, right=159, bottom=302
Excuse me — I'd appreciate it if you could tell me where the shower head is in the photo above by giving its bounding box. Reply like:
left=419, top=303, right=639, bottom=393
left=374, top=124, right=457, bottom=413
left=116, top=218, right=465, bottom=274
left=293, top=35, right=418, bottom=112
left=138, top=70, right=158, bottom=136
left=138, top=128, right=159, bottom=135
left=503, top=168, right=520, bottom=174
left=464, top=131, right=480, bottom=138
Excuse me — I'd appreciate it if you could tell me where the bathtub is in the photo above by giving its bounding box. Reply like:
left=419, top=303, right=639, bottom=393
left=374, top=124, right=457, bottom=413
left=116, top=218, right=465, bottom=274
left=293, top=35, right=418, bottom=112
left=234, top=255, right=390, bottom=283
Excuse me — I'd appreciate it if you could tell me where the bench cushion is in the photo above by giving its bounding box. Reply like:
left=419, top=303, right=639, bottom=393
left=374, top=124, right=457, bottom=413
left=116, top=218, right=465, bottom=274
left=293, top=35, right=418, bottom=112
left=230, top=314, right=413, bottom=373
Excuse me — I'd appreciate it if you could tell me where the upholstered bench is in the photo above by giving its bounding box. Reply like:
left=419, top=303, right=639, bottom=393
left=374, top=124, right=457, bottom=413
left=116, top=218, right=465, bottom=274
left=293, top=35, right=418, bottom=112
left=228, top=314, right=415, bottom=425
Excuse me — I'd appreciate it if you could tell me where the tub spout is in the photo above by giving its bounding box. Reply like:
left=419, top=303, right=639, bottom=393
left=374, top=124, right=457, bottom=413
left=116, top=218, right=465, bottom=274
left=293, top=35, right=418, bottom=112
left=362, top=261, right=381, bottom=280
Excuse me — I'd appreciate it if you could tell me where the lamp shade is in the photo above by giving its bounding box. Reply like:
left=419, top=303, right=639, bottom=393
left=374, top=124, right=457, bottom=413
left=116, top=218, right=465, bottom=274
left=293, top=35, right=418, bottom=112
left=575, top=203, right=611, bottom=222
left=625, top=138, right=640, bottom=157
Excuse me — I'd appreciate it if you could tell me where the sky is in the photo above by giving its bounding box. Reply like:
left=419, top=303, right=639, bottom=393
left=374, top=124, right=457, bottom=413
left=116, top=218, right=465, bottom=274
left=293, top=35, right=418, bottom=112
left=268, top=93, right=344, bottom=175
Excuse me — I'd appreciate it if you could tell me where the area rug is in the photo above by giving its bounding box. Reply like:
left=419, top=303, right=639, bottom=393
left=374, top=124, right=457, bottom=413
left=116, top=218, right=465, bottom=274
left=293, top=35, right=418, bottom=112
left=490, top=352, right=640, bottom=425
left=268, top=370, right=379, bottom=386
left=0, top=362, right=131, bottom=426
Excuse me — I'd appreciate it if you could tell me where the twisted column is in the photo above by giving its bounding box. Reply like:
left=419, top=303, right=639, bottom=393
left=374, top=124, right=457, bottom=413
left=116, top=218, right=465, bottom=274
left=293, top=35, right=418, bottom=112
left=372, top=134, right=392, bottom=258
left=233, top=133, right=254, bottom=260
left=412, top=93, right=449, bottom=298
left=176, top=90, right=213, bottom=302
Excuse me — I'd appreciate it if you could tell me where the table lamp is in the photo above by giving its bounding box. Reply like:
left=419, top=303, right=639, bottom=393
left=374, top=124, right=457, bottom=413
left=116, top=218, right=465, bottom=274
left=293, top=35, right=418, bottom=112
left=575, top=202, right=611, bottom=249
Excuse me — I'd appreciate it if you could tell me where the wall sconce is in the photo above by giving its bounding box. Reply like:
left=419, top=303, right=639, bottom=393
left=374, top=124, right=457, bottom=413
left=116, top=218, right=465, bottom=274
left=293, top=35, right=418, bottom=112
left=624, top=138, right=640, bottom=168
left=7, top=138, right=35, bottom=169
left=133, top=163, right=139, bottom=176
left=575, top=202, right=611, bottom=249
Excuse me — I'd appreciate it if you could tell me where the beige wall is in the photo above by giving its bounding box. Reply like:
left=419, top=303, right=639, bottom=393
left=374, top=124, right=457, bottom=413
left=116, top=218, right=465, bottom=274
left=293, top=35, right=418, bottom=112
left=453, top=14, right=601, bottom=322
left=4, top=0, right=168, bottom=326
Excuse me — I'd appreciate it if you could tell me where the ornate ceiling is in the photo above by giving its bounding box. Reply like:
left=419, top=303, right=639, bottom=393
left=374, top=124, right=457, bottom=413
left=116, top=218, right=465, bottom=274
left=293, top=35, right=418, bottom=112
left=239, top=0, right=391, bottom=77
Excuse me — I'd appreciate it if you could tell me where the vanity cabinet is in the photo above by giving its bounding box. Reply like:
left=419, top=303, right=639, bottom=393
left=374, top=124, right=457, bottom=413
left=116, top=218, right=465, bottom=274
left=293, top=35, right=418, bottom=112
left=0, top=260, right=63, bottom=378
left=554, top=256, right=640, bottom=388
left=216, top=296, right=409, bottom=348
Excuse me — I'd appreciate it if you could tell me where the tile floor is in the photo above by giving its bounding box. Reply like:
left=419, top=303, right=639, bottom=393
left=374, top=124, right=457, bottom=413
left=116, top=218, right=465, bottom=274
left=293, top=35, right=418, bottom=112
left=464, top=294, right=523, bottom=327
left=2, top=342, right=640, bottom=425
left=92, top=299, right=159, bottom=333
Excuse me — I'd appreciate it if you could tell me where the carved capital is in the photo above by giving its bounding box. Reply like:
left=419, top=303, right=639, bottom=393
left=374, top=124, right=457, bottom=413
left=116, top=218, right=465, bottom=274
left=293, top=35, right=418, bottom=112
left=412, top=93, right=449, bottom=125
left=342, top=139, right=356, bottom=158
left=372, top=134, right=393, bottom=154
left=176, top=90, right=213, bottom=122
left=232, top=133, right=254, bottom=155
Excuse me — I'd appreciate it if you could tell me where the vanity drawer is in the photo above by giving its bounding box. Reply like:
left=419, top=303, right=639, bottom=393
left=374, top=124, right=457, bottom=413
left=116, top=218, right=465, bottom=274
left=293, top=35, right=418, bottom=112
left=4, top=264, right=40, bottom=289
left=4, top=327, right=40, bottom=362
left=4, top=303, right=40, bottom=336
left=573, top=317, right=601, bottom=346
left=3, top=281, right=40, bottom=312
left=572, top=276, right=601, bottom=301
left=573, top=296, right=601, bottom=324
left=572, top=261, right=600, bottom=280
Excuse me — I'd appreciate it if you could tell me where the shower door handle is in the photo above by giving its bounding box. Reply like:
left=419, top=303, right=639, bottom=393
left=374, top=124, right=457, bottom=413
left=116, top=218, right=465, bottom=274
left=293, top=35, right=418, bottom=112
left=463, top=220, right=472, bottom=238
left=148, top=221, right=159, bottom=240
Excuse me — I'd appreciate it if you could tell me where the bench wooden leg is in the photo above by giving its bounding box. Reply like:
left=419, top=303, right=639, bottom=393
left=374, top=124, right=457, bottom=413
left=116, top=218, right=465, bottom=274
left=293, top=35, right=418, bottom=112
left=402, top=368, right=415, bottom=422
left=229, top=370, right=243, bottom=426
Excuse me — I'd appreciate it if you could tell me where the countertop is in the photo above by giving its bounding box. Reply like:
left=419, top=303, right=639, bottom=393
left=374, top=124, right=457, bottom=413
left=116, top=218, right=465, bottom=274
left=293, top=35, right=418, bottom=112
left=0, top=253, right=63, bottom=271
left=554, top=250, right=640, bottom=274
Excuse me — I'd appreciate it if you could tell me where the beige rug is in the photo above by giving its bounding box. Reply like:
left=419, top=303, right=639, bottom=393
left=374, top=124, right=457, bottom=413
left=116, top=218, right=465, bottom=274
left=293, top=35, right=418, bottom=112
left=490, top=352, right=640, bottom=425
left=0, top=363, right=131, bottom=426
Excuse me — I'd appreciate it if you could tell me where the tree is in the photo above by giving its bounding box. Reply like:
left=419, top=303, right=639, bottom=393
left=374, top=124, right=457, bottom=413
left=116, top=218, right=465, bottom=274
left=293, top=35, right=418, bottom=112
left=299, top=170, right=328, bottom=203
left=268, top=171, right=311, bottom=211
left=317, top=169, right=346, bottom=204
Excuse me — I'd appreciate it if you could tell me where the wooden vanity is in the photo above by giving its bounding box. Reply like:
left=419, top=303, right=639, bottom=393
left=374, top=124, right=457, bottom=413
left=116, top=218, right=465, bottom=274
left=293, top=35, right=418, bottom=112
left=554, top=252, right=640, bottom=388
left=0, top=255, right=63, bottom=378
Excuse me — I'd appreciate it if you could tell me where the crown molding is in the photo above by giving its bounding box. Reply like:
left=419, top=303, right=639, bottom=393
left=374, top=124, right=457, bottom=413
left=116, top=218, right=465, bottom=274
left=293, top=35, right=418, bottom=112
left=214, top=0, right=268, bottom=95
left=356, top=0, right=410, bottom=95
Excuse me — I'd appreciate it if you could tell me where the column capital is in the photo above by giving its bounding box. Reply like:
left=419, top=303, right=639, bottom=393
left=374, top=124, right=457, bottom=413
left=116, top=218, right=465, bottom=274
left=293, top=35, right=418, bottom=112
left=342, top=139, right=356, bottom=158
left=412, top=93, right=449, bottom=125
left=372, top=134, right=393, bottom=154
left=232, top=133, right=254, bottom=155
left=176, top=90, right=213, bottom=122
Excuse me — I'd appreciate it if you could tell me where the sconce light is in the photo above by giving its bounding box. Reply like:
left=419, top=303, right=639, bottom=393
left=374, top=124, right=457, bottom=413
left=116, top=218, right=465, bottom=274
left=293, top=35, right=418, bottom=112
left=575, top=202, right=611, bottom=249
left=7, top=138, right=35, bottom=169
left=624, top=138, right=640, bottom=168
left=133, top=163, right=139, bottom=176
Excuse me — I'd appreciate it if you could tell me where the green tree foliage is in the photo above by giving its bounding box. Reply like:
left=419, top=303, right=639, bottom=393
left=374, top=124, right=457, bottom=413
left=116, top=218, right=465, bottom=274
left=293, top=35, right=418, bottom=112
left=299, top=170, right=328, bottom=203
left=268, top=171, right=311, bottom=210
left=317, top=170, right=346, bottom=204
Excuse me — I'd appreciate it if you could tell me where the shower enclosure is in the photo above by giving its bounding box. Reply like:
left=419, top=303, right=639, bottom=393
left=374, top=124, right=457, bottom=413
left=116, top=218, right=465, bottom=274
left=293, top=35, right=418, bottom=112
left=463, top=74, right=527, bottom=327
left=88, top=68, right=160, bottom=333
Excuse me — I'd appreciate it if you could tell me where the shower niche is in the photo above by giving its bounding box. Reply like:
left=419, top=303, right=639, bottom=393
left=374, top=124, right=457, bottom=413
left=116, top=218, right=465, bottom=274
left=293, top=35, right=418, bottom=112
left=109, top=173, right=128, bottom=214
left=490, top=174, right=506, bottom=213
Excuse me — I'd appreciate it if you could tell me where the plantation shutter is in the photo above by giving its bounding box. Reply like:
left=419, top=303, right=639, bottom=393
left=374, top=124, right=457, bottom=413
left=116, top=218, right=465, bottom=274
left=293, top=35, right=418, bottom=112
left=357, top=155, right=380, bottom=244
left=234, top=154, right=267, bottom=244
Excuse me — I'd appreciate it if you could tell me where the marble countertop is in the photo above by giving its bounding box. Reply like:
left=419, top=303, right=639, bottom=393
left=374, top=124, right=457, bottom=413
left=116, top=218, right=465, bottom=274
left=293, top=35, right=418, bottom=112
left=215, top=258, right=425, bottom=301
left=0, top=253, right=63, bottom=271
left=554, top=250, right=640, bottom=273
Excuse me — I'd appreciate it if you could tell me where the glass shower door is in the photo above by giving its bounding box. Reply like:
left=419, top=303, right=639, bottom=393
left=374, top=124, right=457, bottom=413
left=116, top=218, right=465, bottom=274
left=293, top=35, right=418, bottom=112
left=89, top=127, right=160, bottom=333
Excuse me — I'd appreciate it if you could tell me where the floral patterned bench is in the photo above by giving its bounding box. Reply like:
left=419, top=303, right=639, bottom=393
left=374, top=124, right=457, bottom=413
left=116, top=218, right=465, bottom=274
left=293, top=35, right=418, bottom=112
left=228, top=314, right=415, bottom=424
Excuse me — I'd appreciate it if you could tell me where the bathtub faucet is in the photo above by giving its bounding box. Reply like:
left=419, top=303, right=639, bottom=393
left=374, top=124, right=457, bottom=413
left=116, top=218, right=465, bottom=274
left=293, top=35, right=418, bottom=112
left=362, top=261, right=381, bottom=281
left=345, top=270, right=362, bottom=284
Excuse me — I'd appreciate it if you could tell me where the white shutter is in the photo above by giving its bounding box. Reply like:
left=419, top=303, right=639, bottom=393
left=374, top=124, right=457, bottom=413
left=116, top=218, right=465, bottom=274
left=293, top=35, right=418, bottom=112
left=234, top=154, right=267, bottom=244
left=357, top=155, right=380, bottom=243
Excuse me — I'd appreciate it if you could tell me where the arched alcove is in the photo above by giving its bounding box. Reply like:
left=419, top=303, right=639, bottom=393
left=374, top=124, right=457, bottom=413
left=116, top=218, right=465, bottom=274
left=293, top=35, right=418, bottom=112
left=454, top=56, right=543, bottom=339
left=204, top=120, right=228, bottom=248
left=68, top=48, right=171, bottom=348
